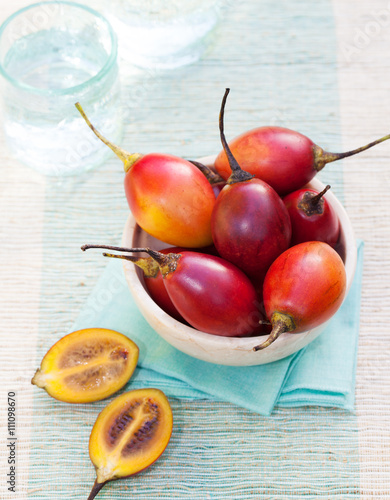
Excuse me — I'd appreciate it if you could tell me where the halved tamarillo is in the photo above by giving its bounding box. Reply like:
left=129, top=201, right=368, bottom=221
left=31, top=328, right=139, bottom=403
left=215, top=122, right=390, bottom=196
left=87, top=388, right=173, bottom=500
left=283, top=185, right=340, bottom=247
left=253, top=241, right=347, bottom=351
left=75, top=104, right=215, bottom=248
left=82, top=244, right=263, bottom=337
left=211, top=89, right=292, bottom=283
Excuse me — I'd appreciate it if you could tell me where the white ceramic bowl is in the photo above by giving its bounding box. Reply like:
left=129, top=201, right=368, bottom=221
left=122, top=156, right=357, bottom=366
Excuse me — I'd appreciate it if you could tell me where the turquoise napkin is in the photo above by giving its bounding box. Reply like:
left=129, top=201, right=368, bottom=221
left=73, top=240, right=364, bottom=416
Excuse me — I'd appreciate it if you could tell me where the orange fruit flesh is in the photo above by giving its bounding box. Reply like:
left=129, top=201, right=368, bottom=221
left=31, top=328, right=139, bottom=403
left=89, top=388, right=173, bottom=484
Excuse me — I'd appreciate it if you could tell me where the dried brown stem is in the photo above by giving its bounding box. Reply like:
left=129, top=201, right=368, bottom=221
left=219, top=89, right=254, bottom=185
left=310, top=184, right=331, bottom=206
left=87, top=480, right=106, bottom=500
left=188, top=160, right=225, bottom=185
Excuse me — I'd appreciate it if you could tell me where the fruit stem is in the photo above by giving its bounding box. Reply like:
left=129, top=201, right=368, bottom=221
left=82, top=244, right=163, bottom=262
left=314, top=132, right=390, bottom=171
left=82, top=243, right=140, bottom=253
left=188, top=160, right=225, bottom=185
left=31, top=369, right=47, bottom=388
left=75, top=102, right=142, bottom=173
left=309, top=184, right=330, bottom=206
left=219, top=89, right=254, bottom=185
left=103, top=253, right=160, bottom=278
left=87, top=480, right=106, bottom=500
left=253, top=312, right=295, bottom=351
left=82, top=244, right=181, bottom=277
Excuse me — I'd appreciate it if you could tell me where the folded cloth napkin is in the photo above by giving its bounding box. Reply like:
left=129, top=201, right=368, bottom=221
left=73, top=240, right=364, bottom=416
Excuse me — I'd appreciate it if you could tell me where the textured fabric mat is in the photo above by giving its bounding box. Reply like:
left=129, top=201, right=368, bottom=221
left=4, top=0, right=390, bottom=497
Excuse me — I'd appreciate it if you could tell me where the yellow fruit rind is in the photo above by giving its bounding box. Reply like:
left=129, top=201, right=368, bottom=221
left=89, top=388, right=173, bottom=484
left=31, top=328, right=139, bottom=403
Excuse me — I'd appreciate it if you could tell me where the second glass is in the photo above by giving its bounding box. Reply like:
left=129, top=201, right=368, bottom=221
left=105, top=0, right=227, bottom=69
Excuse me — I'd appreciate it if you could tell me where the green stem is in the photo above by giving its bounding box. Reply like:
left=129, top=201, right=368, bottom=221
left=103, top=253, right=160, bottom=278
left=81, top=244, right=180, bottom=277
left=314, top=132, right=390, bottom=171
left=75, top=102, right=142, bottom=172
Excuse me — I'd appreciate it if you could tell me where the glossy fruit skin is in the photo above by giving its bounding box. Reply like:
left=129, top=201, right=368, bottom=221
left=263, top=241, right=347, bottom=333
left=163, top=252, right=261, bottom=336
left=144, top=246, right=220, bottom=322
left=143, top=247, right=186, bottom=322
left=89, top=388, right=173, bottom=484
left=283, top=188, right=340, bottom=247
left=211, top=178, right=292, bottom=282
left=124, top=153, right=215, bottom=247
left=214, top=126, right=316, bottom=196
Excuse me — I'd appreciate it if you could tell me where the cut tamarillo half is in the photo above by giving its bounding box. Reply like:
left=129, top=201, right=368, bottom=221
left=87, top=388, right=173, bottom=500
left=31, top=328, right=139, bottom=403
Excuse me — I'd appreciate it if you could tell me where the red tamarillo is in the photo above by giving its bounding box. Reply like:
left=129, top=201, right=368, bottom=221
left=211, top=89, right=291, bottom=283
left=215, top=125, right=390, bottom=196
left=254, top=241, right=347, bottom=351
left=75, top=103, right=215, bottom=248
left=82, top=244, right=262, bottom=337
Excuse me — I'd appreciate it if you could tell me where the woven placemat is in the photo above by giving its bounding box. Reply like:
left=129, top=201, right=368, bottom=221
left=1, top=0, right=390, bottom=498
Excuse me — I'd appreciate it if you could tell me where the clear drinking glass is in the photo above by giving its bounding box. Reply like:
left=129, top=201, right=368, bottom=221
left=0, top=1, right=122, bottom=176
left=105, top=0, right=227, bottom=69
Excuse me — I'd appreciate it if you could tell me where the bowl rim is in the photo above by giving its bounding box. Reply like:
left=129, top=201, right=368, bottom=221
left=122, top=154, right=357, bottom=352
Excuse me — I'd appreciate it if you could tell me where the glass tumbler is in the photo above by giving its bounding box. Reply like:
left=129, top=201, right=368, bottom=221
left=0, top=1, right=121, bottom=176
left=105, top=0, right=227, bottom=69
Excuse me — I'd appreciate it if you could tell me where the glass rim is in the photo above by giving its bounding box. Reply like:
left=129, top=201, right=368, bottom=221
left=0, top=0, right=118, bottom=96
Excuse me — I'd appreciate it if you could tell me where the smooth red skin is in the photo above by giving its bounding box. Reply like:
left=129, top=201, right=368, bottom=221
left=263, top=241, right=347, bottom=332
left=163, top=252, right=261, bottom=337
left=124, top=153, right=215, bottom=248
left=214, top=126, right=316, bottom=196
left=144, top=246, right=218, bottom=323
left=145, top=274, right=185, bottom=323
left=283, top=189, right=340, bottom=248
left=250, top=285, right=272, bottom=336
left=211, top=179, right=292, bottom=282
